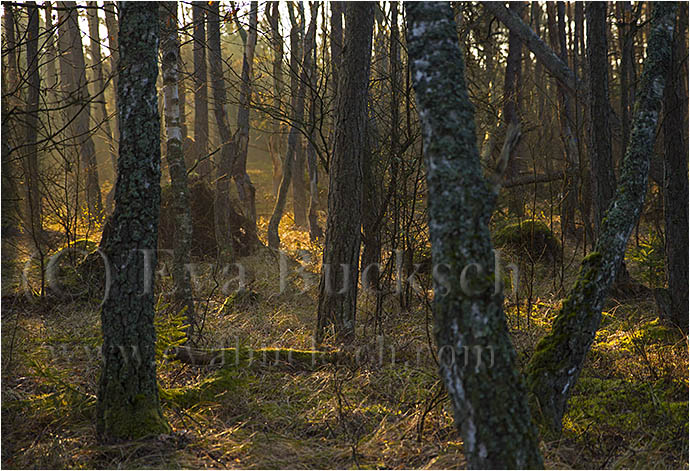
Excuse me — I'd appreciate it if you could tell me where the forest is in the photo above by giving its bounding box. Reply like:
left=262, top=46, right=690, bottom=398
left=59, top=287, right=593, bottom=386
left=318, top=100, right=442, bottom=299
left=0, top=1, right=688, bottom=469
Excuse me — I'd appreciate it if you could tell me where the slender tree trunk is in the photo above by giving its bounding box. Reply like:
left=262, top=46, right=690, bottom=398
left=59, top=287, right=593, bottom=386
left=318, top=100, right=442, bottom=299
left=44, top=3, right=59, bottom=93
left=503, top=1, right=526, bottom=216
left=586, top=2, right=616, bottom=238
left=406, top=3, right=543, bottom=468
left=192, top=3, right=210, bottom=179
left=161, top=1, right=197, bottom=338
left=96, top=2, right=170, bottom=441
left=58, top=1, right=103, bottom=223
left=208, top=1, right=237, bottom=262
left=24, top=2, right=43, bottom=244
left=526, top=3, right=677, bottom=432
left=315, top=3, right=374, bottom=344
left=662, top=4, right=688, bottom=331
left=267, top=3, right=318, bottom=249
left=233, top=1, right=258, bottom=229
left=104, top=1, right=119, bottom=142
left=305, top=2, right=322, bottom=242
left=617, top=2, right=636, bottom=167
left=266, top=2, right=284, bottom=198
left=87, top=2, right=117, bottom=212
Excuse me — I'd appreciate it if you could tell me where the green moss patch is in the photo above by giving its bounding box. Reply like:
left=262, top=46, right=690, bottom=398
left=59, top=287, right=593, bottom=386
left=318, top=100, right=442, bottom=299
left=493, top=220, right=560, bottom=262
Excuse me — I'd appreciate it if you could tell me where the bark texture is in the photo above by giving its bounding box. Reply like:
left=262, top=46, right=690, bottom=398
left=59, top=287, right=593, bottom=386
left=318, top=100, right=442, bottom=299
left=25, top=2, right=43, bottom=241
left=315, top=3, right=374, bottom=344
left=586, top=2, right=616, bottom=236
left=406, top=3, right=544, bottom=468
left=161, top=2, right=196, bottom=337
left=96, top=2, right=169, bottom=441
left=662, top=4, right=688, bottom=331
left=526, top=2, right=677, bottom=432
left=266, top=2, right=284, bottom=197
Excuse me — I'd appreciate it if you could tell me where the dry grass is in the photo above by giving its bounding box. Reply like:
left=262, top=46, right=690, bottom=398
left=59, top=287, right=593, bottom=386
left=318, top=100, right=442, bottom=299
left=2, top=158, right=688, bottom=469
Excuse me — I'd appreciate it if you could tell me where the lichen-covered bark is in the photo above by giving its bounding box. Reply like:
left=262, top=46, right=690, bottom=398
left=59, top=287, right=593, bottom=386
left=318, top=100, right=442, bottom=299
left=315, top=3, right=374, bottom=345
left=526, top=2, right=677, bottom=433
left=662, top=4, right=688, bottom=331
left=267, top=4, right=318, bottom=249
left=586, top=2, right=616, bottom=237
left=161, top=2, right=196, bottom=337
left=405, top=3, right=543, bottom=468
left=96, top=2, right=169, bottom=441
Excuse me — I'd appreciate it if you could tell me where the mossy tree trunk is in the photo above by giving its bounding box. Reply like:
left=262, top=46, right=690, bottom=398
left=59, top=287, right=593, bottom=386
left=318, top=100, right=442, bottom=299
left=405, top=3, right=543, bottom=468
left=267, top=4, right=318, bottom=249
left=526, top=2, right=677, bottom=433
left=96, top=2, right=169, bottom=441
left=161, top=2, right=196, bottom=339
left=662, top=3, right=688, bottom=331
left=315, top=3, right=374, bottom=345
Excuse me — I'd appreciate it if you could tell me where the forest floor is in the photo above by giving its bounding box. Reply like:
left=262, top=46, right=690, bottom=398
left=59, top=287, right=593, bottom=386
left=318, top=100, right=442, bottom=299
left=1, top=156, right=688, bottom=469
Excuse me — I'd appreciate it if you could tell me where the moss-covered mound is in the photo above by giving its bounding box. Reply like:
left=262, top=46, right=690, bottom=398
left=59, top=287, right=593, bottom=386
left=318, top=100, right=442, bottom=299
left=46, top=238, right=102, bottom=299
left=493, top=220, right=560, bottom=262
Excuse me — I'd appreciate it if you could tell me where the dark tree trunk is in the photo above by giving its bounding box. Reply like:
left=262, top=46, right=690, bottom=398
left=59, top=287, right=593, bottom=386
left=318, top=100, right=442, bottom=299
left=305, top=2, right=322, bottom=242
left=161, top=1, right=197, bottom=338
left=315, top=3, right=374, bottom=344
left=266, top=2, right=284, bottom=198
left=289, top=5, right=308, bottom=228
left=617, top=2, right=636, bottom=167
left=267, top=3, right=318, bottom=249
left=586, top=2, right=616, bottom=237
left=24, top=2, right=43, bottom=243
left=233, top=1, right=258, bottom=229
left=104, top=1, right=119, bottom=145
left=406, top=3, right=543, bottom=468
left=192, top=3, right=210, bottom=179
left=87, top=1, right=117, bottom=212
left=96, top=2, right=169, bottom=441
left=58, top=1, right=103, bottom=223
left=208, top=1, right=238, bottom=262
left=526, top=3, right=677, bottom=433
left=503, top=1, right=526, bottom=216
left=662, top=4, right=688, bottom=331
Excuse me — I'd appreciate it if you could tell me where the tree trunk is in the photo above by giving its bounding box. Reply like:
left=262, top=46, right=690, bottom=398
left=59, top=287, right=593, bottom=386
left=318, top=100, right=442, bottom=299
left=161, top=1, right=197, bottom=339
left=315, top=3, right=374, bottom=345
left=526, top=2, right=677, bottom=433
left=87, top=1, right=118, bottom=213
left=233, top=1, right=258, bottom=229
left=96, top=2, right=169, bottom=441
left=662, top=4, right=688, bottom=331
left=406, top=3, right=543, bottom=468
left=58, top=1, right=103, bottom=223
left=266, top=2, right=284, bottom=198
left=24, top=2, right=43, bottom=244
left=208, top=2, right=238, bottom=262
left=192, top=3, right=210, bottom=179
left=267, top=3, right=318, bottom=249
left=103, top=1, right=119, bottom=143
left=586, top=2, right=616, bottom=237
left=305, top=2, right=322, bottom=242
left=503, top=1, right=526, bottom=217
